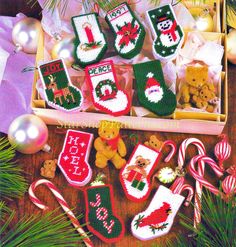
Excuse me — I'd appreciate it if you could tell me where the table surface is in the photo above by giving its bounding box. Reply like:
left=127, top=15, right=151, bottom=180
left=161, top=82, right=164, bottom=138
left=0, top=1, right=235, bottom=247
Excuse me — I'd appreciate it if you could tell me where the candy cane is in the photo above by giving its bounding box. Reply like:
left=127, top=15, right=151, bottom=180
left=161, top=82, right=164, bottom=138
left=161, top=140, right=177, bottom=163
left=178, top=138, right=206, bottom=228
left=189, top=155, right=224, bottom=196
left=29, top=179, right=93, bottom=247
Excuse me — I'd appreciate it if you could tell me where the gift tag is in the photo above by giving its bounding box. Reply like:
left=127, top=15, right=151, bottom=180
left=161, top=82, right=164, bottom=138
left=147, top=4, right=184, bottom=60
left=58, top=130, right=93, bottom=187
left=85, top=61, right=131, bottom=116
left=38, top=59, right=83, bottom=111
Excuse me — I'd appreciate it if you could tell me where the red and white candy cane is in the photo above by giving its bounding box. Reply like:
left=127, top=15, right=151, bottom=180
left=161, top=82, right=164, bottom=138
left=29, top=179, right=93, bottom=247
left=170, top=177, right=194, bottom=206
left=189, top=155, right=224, bottom=196
left=161, top=140, right=177, bottom=163
left=177, top=138, right=206, bottom=227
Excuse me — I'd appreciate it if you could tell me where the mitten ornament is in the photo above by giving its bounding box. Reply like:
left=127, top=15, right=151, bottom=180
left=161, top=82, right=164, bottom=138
left=38, top=59, right=83, bottom=111
left=71, top=13, right=107, bottom=67
left=120, top=142, right=176, bottom=202
left=58, top=130, right=93, bottom=187
left=85, top=61, right=131, bottom=116
left=147, top=4, right=184, bottom=60
left=131, top=177, right=193, bottom=240
left=105, top=2, right=146, bottom=59
left=84, top=181, right=125, bottom=243
left=133, top=60, right=176, bottom=116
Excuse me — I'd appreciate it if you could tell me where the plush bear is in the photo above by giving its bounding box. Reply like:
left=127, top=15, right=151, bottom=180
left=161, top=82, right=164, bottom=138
left=179, top=66, right=209, bottom=106
left=94, top=120, right=127, bottom=169
left=144, top=135, right=163, bottom=151
left=40, top=159, right=57, bottom=179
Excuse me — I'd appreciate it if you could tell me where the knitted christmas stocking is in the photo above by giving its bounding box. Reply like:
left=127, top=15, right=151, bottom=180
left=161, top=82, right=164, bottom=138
left=133, top=60, right=176, bottom=116
left=131, top=178, right=193, bottom=240
left=38, top=59, right=83, bottom=112
left=147, top=4, right=184, bottom=60
left=105, top=2, right=146, bottom=59
left=84, top=184, right=125, bottom=243
left=58, top=130, right=93, bottom=187
left=85, top=60, right=131, bottom=116
left=71, top=13, right=107, bottom=67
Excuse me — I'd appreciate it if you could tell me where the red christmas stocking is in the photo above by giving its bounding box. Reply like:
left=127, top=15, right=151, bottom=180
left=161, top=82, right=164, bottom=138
left=85, top=60, right=131, bottom=116
left=84, top=184, right=125, bottom=243
left=58, top=129, right=93, bottom=187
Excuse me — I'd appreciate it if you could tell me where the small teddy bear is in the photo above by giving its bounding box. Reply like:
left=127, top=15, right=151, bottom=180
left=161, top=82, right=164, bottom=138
left=40, top=159, right=57, bottom=179
left=94, top=120, right=127, bottom=169
left=144, top=135, right=163, bottom=151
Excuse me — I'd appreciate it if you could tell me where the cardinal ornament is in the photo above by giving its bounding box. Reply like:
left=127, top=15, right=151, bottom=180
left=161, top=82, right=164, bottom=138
left=147, top=4, right=184, bottom=60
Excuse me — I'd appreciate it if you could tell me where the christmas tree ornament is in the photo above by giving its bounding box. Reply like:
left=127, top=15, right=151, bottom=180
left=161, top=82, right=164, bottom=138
left=120, top=141, right=176, bottom=202
left=8, top=114, right=50, bottom=154
left=131, top=177, right=193, bottom=240
left=40, top=159, right=57, bottom=179
left=29, top=179, right=93, bottom=247
left=147, top=4, right=184, bottom=60
left=85, top=61, right=131, bottom=116
left=227, top=29, right=236, bottom=64
left=222, top=165, right=236, bottom=198
left=133, top=60, right=176, bottom=116
left=155, top=167, right=178, bottom=184
left=51, top=36, right=75, bottom=67
left=58, top=129, right=93, bottom=187
left=12, top=17, right=43, bottom=54
left=38, top=58, right=83, bottom=111
left=83, top=178, right=125, bottom=243
left=71, top=13, right=107, bottom=67
left=105, top=2, right=146, bottom=59
left=214, top=134, right=231, bottom=170
left=189, top=7, right=214, bottom=32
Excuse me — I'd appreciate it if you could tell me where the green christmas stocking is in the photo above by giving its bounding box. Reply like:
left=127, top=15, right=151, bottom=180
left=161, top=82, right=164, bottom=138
left=84, top=184, right=124, bottom=243
left=71, top=13, right=107, bottom=67
left=38, top=59, right=83, bottom=111
left=133, top=60, right=176, bottom=116
left=105, top=2, right=146, bottom=59
left=147, top=4, right=184, bottom=60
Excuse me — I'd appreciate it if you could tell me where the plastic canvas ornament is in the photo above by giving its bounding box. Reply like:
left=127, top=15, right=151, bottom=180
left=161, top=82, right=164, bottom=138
left=131, top=177, right=193, bottom=241
left=133, top=60, right=176, bottom=116
left=71, top=13, right=107, bottom=67
left=147, top=4, right=184, bottom=60
left=84, top=184, right=125, bottom=243
left=85, top=60, right=131, bottom=116
left=105, top=2, right=146, bottom=59
left=38, top=59, right=83, bottom=112
left=58, top=130, right=93, bottom=187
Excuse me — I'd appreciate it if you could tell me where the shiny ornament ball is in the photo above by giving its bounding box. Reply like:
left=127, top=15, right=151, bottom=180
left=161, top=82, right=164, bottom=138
left=12, top=17, right=42, bottom=54
left=8, top=114, right=49, bottom=154
left=227, top=29, right=236, bottom=64
left=51, top=37, right=75, bottom=66
left=189, top=7, right=214, bottom=32
left=157, top=167, right=176, bottom=184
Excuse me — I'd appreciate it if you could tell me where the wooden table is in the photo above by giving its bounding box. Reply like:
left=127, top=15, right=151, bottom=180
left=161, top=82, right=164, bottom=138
left=1, top=1, right=235, bottom=246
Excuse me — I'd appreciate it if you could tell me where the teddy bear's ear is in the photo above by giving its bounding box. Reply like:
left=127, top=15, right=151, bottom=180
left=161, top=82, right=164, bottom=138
left=146, top=159, right=151, bottom=164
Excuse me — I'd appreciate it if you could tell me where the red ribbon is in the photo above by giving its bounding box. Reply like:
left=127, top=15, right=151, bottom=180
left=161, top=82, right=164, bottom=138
left=101, top=135, right=120, bottom=150
left=161, top=20, right=177, bottom=42
left=54, top=89, right=64, bottom=96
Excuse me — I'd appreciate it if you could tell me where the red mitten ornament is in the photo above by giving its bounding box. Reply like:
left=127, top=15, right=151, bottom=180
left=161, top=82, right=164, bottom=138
left=131, top=177, right=193, bottom=240
left=58, top=130, right=93, bottom=187
left=84, top=183, right=125, bottom=243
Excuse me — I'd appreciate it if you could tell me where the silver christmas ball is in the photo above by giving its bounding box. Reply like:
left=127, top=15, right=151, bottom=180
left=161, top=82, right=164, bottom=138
left=12, top=17, right=42, bottom=54
left=8, top=114, right=50, bottom=154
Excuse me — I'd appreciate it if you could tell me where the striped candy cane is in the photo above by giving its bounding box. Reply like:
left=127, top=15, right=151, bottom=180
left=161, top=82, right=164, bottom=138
left=29, top=179, right=93, bottom=247
left=161, top=140, right=177, bottom=163
left=177, top=138, right=206, bottom=228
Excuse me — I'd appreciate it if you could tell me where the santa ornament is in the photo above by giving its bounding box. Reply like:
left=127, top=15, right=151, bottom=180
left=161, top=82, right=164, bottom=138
left=133, top=60, right=176, bottom=116
left=147, top=4, right=184, bottom=60
left=71, top=13, right=107, bottom=67
left=85, top=60, right=131, bottom=116
left=105, top=2, right=146, bottom=59
left=38, top=59, right=83, bottom=111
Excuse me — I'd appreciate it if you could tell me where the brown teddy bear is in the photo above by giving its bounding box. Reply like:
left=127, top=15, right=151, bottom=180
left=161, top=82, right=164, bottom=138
left=144, top=135, right=163, bottom=151
left=94, top=120, right=127, bottom=169
left=40, top=159, right=57, bottom=179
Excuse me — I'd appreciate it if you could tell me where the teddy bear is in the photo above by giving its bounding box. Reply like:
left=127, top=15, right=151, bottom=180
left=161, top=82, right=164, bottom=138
left=179, top=66, right=209, bottom=106
left=94, top=120, right=127, bottom=169
left=144, top=135, right=163, bottom=151
left=40, top=159, right=57, bottom=179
